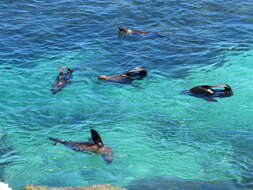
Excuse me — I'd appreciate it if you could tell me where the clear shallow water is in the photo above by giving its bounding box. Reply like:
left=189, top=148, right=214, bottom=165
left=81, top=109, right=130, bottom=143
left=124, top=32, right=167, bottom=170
left=1, top=0, right=253, bottom=190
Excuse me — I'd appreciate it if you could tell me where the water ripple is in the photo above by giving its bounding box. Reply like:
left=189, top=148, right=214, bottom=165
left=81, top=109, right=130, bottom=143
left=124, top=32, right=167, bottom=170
left=1, top=0, right=253, bottom=189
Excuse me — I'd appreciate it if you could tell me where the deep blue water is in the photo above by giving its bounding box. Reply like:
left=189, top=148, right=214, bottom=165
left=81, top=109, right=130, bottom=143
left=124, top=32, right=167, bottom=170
left=1, top=0, right=253, bottom=190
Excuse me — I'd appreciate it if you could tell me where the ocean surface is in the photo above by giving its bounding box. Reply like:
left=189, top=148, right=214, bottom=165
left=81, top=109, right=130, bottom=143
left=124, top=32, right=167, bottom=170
left=1, top=0, right=253, bottom=190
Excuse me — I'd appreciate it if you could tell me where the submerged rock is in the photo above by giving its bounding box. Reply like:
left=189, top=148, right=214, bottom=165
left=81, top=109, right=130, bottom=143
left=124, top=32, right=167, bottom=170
left=126, top=175, right=247, bottom=190
left=24, top=184, right=126, bottom=190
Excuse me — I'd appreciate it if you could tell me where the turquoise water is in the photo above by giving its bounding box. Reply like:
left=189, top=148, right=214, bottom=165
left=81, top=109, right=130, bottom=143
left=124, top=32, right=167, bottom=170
left=1, top=1, right=253, bottom=190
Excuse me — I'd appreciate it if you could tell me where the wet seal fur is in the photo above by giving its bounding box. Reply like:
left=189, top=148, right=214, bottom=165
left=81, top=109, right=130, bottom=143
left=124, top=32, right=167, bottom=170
left=48, top=129, right=113, bottom=163
left=118, top=27, right=152, bottom=35
left=98, top=66, right=147, bottom=85
left=183, top=84, right=233, bottom=102
left=51, top=66, right=74, bottom=94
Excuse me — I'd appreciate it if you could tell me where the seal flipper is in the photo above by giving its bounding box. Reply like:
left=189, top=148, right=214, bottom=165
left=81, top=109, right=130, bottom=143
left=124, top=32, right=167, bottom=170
left=48, top=137, right=66, bottom=145
left=90, top=129, right=103, bottom=146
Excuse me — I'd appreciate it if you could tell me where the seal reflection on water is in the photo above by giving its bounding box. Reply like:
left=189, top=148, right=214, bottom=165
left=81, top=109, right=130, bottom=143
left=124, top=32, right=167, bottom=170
left=48, top=129, right=113, bottom=163
left=98, top=66, right=147, bottom=85
left=51, top=66, right=74, bottom=94
left=184, top=84, right=233, bottom=102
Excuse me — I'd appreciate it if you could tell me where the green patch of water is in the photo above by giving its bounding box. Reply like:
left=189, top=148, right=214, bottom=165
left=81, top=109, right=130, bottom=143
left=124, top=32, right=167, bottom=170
left=2, top=49, right=253, bottom=189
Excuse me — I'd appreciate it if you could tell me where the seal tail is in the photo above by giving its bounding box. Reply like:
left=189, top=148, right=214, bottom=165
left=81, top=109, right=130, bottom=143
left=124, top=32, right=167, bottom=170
left=90, top=129, right=103, bottom=146
left=48, top=137, right=66, bottom=145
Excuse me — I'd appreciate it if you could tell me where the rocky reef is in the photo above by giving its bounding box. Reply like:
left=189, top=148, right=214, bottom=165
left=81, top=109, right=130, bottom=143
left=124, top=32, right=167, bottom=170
left=24, top=184, right=126, bottom=190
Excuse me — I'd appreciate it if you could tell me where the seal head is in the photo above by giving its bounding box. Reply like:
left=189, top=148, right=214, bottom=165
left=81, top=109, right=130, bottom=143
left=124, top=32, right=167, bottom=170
left=124, top=66, right=147, bottom=80
left=98, top=66, right=147, bottom=85
left=119, top=27, right=133, bottom=35
left=51, top=66, right=74, bottom=94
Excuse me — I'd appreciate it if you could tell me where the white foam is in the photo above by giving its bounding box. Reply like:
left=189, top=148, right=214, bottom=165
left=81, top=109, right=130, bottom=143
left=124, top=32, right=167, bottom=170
left=0, top=182, right=12, bottom=190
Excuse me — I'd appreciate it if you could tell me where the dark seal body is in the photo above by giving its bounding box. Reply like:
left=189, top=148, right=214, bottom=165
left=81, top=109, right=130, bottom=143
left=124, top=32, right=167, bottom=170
left=183, top=84, right=233, bottom=102
left=98, top=74, right=134, bottom=84
left=98, top=66, right=147, bottom=84
left=51, top=66, right=74, bottom=94
left=48, top=129, right=113, bottom=163
left=119, top=27, right=151, bottom=35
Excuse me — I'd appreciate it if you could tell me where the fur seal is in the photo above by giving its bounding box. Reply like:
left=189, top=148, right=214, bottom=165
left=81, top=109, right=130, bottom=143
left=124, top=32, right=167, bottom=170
left=48, top=129, right=113, bottom=163
left=118, top=27, right=154, bottom=35
left=184, top=84, right=233, bottom=102
left=51, top=66, right=74, bottom=94
left=98, top=66, right=147, bottom=84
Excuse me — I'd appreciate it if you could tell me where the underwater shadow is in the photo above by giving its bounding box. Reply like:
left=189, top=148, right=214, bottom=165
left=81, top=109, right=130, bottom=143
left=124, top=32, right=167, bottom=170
left=0, top=132, right=16, bottom=181
left=126, top=175, right=248, bottom=190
